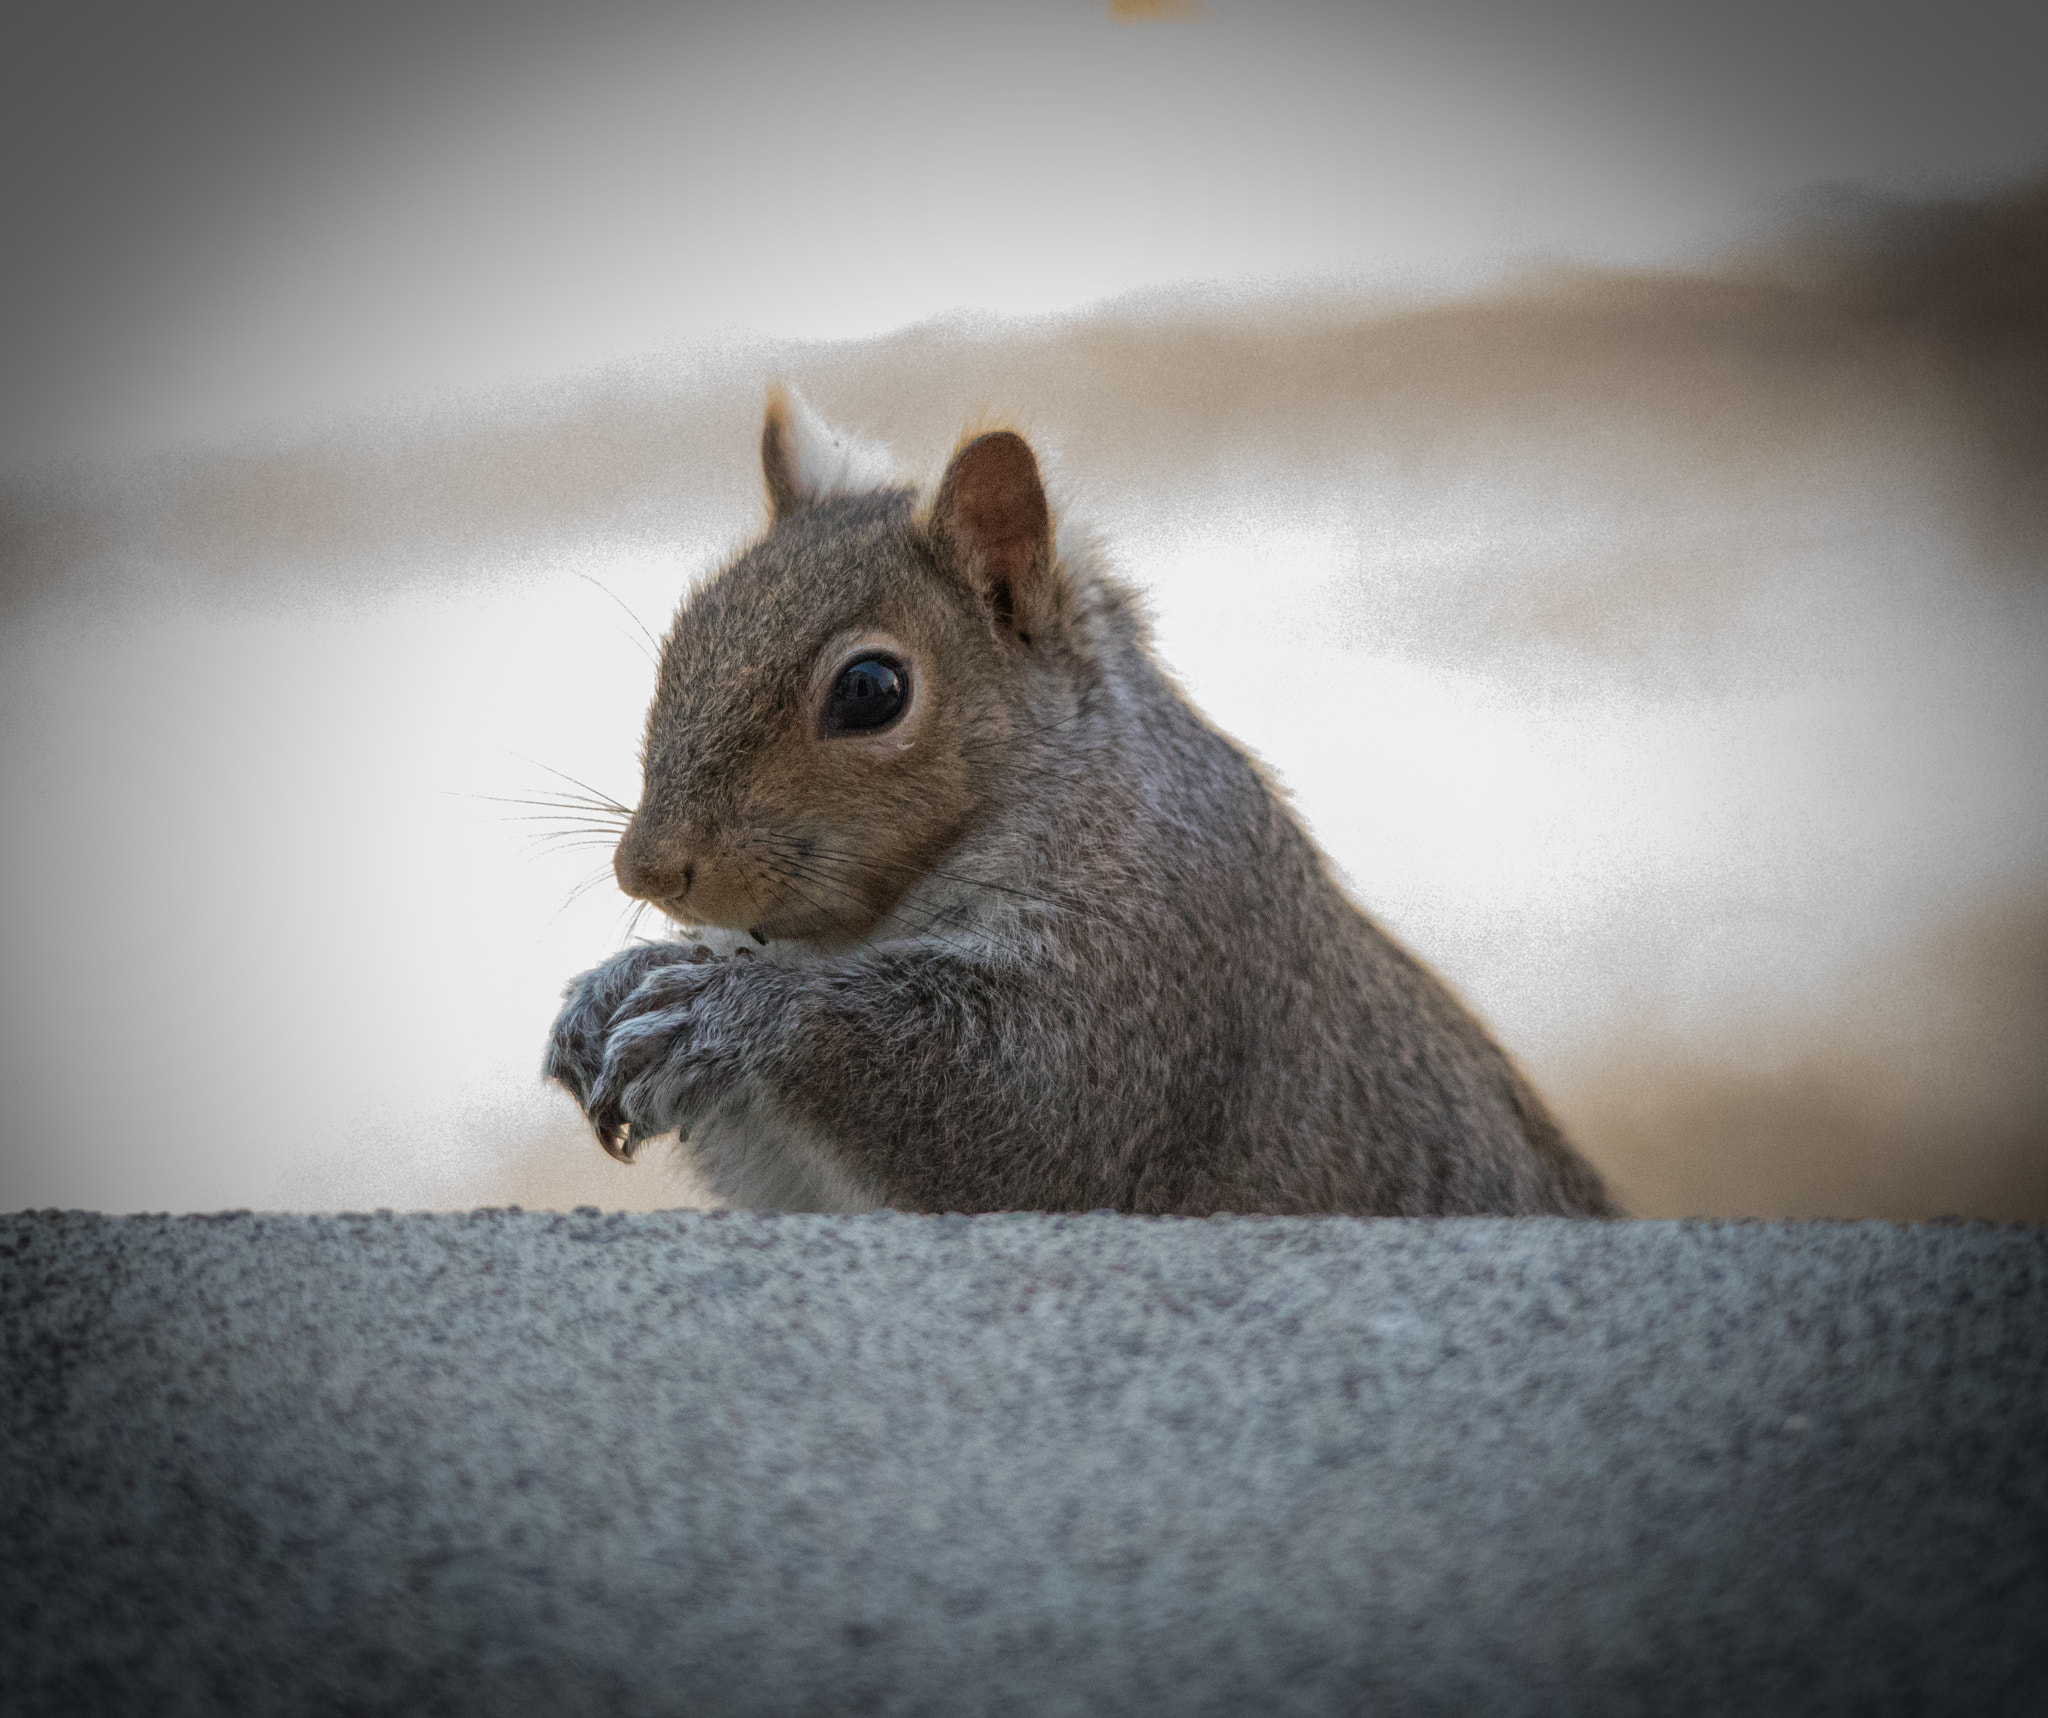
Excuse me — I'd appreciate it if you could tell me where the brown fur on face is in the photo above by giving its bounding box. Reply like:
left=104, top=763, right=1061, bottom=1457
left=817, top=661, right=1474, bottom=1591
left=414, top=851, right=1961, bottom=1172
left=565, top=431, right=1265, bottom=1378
left=616, top=436, right=1061, bottom=945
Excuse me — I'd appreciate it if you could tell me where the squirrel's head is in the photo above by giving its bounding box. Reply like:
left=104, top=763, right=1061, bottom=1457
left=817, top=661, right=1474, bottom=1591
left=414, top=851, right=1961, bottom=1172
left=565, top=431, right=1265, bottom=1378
left=612, top=387, right=1080, bottom=945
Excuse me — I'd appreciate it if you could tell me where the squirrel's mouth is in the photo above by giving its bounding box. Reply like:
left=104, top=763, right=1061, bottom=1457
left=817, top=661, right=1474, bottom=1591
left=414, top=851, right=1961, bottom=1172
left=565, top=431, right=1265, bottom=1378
left=636, top=837, right=910, bottom=949
left=653, top=896, right=880, bottom=952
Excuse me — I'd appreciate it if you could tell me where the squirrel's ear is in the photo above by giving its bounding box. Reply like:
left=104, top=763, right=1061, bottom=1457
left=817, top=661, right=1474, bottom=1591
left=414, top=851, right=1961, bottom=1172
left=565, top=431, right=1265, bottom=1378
left=927, top=431, right=1053, bottom=638
left=761, top=384, right=897, bottom=522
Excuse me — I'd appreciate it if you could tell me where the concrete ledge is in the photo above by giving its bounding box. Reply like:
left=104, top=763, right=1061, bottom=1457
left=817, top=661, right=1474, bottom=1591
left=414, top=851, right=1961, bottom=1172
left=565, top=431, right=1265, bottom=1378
left=4, top=1211, right=2044, bottom=1715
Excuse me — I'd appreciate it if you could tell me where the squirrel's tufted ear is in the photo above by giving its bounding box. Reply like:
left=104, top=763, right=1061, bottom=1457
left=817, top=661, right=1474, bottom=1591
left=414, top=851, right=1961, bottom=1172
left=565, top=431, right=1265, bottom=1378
left=927, top=430, right=1053, bottom=639
left=761, top=385, right=898, bottom=522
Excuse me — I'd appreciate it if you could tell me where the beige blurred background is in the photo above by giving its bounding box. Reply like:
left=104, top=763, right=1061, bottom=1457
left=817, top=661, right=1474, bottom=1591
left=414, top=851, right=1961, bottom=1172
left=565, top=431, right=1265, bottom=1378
left=2, top=1, right=2043, bottom=1218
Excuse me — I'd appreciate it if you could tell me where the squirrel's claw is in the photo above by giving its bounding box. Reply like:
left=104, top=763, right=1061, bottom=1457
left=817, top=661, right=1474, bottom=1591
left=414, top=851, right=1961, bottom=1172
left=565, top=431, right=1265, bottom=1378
left=589, top=1087, right=636, bottom=1163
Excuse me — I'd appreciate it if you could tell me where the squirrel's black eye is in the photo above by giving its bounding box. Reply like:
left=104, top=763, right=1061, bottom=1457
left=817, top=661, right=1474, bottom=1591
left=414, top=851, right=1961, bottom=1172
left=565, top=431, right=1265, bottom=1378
left=824, top=653, right=909, bottom=734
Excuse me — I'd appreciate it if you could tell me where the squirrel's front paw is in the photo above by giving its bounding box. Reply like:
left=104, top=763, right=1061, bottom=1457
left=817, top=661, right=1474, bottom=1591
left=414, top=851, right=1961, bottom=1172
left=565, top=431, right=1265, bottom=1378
left=585, top=952, right=778, bottom=1155
left=545, top=941, right=713, bottom=1158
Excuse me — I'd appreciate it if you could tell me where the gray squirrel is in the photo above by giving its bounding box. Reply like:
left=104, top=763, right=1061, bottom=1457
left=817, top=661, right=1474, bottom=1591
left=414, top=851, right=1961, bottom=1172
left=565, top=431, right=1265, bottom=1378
left=544, top=388, right=1618, bottom=1216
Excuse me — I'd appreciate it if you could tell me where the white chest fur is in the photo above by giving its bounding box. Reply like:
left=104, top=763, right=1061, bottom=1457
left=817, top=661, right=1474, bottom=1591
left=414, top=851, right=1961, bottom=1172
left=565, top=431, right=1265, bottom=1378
left=683, top=1098, right=887, bottom=1213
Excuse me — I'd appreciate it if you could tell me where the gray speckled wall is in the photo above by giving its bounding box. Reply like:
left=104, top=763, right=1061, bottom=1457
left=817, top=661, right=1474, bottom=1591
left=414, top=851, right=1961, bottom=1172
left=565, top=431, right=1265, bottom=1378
left=5, top=1210, right=2043, bottom=1714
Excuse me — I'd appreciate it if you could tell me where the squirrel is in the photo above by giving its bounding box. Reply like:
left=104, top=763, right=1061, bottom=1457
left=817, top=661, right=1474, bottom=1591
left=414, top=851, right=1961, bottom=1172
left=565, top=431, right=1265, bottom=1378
left=543, top=387, right=1619, bottom=1217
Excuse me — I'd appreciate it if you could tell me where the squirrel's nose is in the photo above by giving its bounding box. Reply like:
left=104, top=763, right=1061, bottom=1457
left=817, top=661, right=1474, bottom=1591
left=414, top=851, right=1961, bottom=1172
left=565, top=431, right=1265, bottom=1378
left=614, top=837, right=694, bottom=904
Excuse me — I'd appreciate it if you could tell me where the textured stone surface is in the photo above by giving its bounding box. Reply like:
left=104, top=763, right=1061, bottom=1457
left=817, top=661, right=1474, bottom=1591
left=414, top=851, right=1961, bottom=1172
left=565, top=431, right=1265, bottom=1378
left=3, top=1210, right=2044, bottom=1715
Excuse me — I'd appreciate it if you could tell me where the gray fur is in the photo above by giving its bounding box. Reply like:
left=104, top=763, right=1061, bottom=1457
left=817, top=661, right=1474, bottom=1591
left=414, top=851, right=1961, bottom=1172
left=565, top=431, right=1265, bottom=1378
left=544, top=410, right=1618, bottom=1216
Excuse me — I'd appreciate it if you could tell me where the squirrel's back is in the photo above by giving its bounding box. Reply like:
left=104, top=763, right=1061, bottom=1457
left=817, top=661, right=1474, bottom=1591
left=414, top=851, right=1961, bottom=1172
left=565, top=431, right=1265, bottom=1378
left=1004, top=575, right=1616, bottom=1216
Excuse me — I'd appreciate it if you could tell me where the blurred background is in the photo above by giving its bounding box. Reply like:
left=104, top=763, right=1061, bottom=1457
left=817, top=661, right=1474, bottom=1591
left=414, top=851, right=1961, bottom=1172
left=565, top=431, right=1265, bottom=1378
left=2, top=0, right=2043, bottom=1218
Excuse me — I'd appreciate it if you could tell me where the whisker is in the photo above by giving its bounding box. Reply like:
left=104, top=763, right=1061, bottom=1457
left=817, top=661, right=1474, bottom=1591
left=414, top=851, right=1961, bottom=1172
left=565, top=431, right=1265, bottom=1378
left=496, top=816, right=627, bottom=845
left=755, top=860, right=866, bottom=941
left=541, top=867, right=623, bottom=932
left=447, top=790, right=631, bottom=817
left=610, top=897, right=659, bottom=944
left=509, top=754, right=636, bottom=816
left=752, top=832, right=1120, bottom=933
left=768, top=862, right=998, bottom=958
left=562, top=871, right=618, bottom=908
left=739, top=837, right=966, bottom=947
left=573, top=570, right=664, bottom=665
left=486, top=808, right=630, bottom=829
left=525, top=831, right=628, bottom=854
left=524, top=837, right=625, bottom=858
left=748, top=848, right=1048, bottom=959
